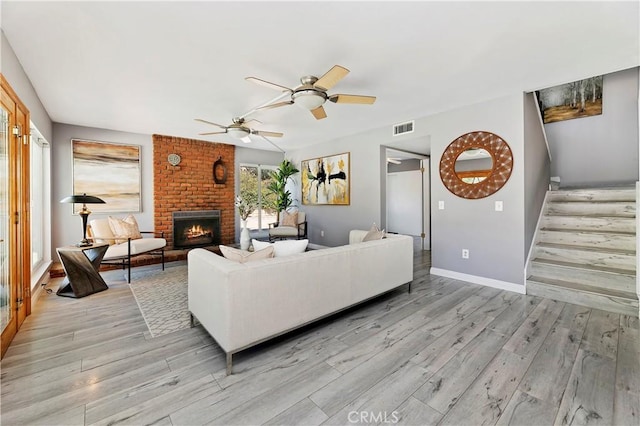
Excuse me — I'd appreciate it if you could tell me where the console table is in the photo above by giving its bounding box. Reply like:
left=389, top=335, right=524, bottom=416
left=56, top=244, right=109, bottom=298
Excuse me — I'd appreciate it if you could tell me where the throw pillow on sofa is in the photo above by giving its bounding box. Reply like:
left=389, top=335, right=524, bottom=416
left=252, top=239, right=308, bottom=257
left=108, top=215, right=142, bottom=240
left=363, top=222, right=385, bottom=242
left=220, top=245, right=274, bottom=263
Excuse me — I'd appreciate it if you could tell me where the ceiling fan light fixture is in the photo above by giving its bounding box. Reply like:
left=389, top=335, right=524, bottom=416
left=292, top=89, right=326, bottom=110
left=227, top=127, right=250, bottom=140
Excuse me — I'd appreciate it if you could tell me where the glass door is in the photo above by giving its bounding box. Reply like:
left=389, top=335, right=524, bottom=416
left=0, top=106, right=11, bottom=338
left=1, top=75, right=30, bottom=358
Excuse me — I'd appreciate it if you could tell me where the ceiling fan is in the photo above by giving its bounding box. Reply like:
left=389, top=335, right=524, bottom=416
left=245, top=65, right=376, bottom=120
left=195, top=117, right=283, bottom=143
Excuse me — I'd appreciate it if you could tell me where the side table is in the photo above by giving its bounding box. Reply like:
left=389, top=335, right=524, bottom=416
left=56, top=244, right=109, bottom=298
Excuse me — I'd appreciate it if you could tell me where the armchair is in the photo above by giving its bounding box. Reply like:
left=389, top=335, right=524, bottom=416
left=268, top=211, right=307, bottom=241
left=88, top=217, right=166, bottom=283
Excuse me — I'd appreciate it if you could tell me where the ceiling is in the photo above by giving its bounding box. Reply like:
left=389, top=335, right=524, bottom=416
left=2, top=1, right=638, bottom=153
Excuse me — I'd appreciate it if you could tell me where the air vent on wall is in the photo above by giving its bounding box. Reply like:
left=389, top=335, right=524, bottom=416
left=393, top=120, right=414, bottom=136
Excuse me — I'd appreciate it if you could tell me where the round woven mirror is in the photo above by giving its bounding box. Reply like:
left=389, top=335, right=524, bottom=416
left=440, top=131, right=513, bottom=199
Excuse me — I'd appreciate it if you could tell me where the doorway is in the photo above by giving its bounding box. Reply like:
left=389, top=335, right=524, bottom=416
left=385, top=148, right=430, bottom=250
left=1, top=75, right=31, bottom=358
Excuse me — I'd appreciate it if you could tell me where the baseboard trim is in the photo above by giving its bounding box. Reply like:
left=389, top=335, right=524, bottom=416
left=430, top=267, right=526, bottom=294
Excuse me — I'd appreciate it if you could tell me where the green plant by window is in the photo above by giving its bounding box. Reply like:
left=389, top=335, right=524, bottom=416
left=266, top=159, right=299, bottom=213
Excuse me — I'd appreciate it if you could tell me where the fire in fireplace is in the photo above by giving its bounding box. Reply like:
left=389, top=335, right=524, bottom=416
left=172, top=210, right=221, bottom=249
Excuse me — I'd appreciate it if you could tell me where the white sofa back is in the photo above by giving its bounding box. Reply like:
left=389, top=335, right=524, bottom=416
left=188, top=231, right=413, bottom=356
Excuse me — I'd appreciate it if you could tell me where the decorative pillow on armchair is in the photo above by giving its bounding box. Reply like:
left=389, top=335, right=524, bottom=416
left=108, top=215, right=142, bottom=240
left=281, top=211, right=298, bottom=227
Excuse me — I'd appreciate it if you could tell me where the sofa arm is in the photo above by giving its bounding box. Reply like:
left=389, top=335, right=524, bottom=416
left=349, top=230, right=369, bottom=244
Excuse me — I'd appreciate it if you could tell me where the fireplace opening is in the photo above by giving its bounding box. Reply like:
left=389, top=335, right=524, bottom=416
left=172, top=210, right=221, bottom=249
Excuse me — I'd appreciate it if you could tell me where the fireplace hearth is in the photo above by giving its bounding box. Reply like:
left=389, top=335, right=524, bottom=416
left=172, top=210, right=221, bottom=249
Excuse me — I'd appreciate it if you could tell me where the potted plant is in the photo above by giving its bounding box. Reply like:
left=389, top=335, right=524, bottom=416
left=266, top=159, right=299, bottom=215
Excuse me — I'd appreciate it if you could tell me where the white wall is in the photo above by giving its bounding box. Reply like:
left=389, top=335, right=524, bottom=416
left=1, top=31, right=52, bottom=142
left=288, top=94, right=525, bottom=288
left=425, top=94, right=525, bottom=287
left=51, top=124, right=154, bottom=253
left=546, top=67, right=639, bottom=187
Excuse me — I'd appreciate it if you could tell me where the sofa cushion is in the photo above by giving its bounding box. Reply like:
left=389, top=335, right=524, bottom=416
left=252, top=239, right=308, bottom=257
left=89, top=218, right=116, bottom=245
left=220, top=245, right=274, bottom=263
left=363, top=223, right=385, bottom=242
left=108, top=215, right=142, bottom=240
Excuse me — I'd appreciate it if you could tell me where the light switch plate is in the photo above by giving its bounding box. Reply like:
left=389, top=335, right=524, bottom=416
left=438, top=201, right=445, bottom=210
left=495, top=201, right=503, bottom=211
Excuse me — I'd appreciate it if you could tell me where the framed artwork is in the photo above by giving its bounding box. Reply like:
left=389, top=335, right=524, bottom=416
left=537, top=76, right=603, bottom=124
left=72, top=139, right=141, bottom=213
left=301, top=152, right=350, bottom=205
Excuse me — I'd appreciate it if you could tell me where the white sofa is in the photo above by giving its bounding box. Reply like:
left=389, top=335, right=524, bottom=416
left=188, top=230, right=414, bottom=374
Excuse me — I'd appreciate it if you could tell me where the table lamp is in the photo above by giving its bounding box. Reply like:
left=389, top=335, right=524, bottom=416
left=60, top=193, right=106, bottom=247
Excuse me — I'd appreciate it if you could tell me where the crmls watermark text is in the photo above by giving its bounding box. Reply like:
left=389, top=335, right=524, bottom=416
left=348, top=411, right=400, bottom=424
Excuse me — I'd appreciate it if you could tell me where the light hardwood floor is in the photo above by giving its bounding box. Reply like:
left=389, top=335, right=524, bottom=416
left=1, top=248, right=638, bottom=425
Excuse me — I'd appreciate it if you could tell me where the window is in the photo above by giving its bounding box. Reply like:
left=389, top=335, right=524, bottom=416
left=239, top=164, right=277, bottom=230
left=30, top=128, right=50, bottom=273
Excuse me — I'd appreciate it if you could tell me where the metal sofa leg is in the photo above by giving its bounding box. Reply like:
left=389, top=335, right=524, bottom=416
left=408, top=281, right=412, bottom=294
left=226, top=352, right=233, bottom=375
left=127, top=238, right=132, bottom=283
left=190, top=312, right=195, bottom=328
left=161, top=248, right=165, bottom=271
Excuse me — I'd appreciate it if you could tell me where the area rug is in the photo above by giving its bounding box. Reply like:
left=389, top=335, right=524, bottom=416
left=129, top=265, right=190, bottom=338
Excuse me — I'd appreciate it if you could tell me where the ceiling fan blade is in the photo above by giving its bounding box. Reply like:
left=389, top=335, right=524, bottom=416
left=194, top=118, right=228, bottom=129
left=256, top=101, right=294, bottom=110
left=253, top=130, right=284, bottom=138
left=310, top=106, right=327, bottom=120
left=314, top=65, right=349, bottom=91
left=328, top=94, right=376, bottom=104
left=198, top=131, right=227, bottom=136
left=245, top=77, right=293, bottom=93
left=242, top=118, right=262, bottom=127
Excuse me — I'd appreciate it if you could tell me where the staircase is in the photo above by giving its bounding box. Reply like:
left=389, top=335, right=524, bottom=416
left=527, top=187, right=639, bottom=317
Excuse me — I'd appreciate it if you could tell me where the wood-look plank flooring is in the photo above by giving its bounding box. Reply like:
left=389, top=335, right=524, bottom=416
left=1, top=245, right=638, bottom=425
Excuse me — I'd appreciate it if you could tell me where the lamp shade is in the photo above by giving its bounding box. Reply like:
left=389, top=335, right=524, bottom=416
left=292, top=90, right=326, bottom=110
left=60, top=194, right=105, bottom=204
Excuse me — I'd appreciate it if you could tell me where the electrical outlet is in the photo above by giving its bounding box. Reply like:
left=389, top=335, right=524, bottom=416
left=495, top=201, right=503, bottom=211
left=462, top=249, right=469, bottom=259
left=320, top=230, right=324, bottom=237
left=438, top=200, right=445, bottom=210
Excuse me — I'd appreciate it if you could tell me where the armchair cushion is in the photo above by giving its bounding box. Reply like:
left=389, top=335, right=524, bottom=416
left=103, top=237, right=167, bottom=260
left=89, top=218, right=116, bottom=245
left=108, top=215, right=142, bottom=240
left=282, top=211, right=298, bottom=227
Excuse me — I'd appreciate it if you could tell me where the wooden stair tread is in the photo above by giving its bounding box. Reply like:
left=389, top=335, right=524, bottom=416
left=530, top=258, right=636, bottom=276
left=536, top=242, right=636, bottom=256
left=527, top=276, right=639, bottom=301
left=540, top=227, right=636, bottom=236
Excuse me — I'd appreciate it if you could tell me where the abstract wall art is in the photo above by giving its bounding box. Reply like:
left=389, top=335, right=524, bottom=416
left=72, top=139, right=141, bottom=213
left=301, top=152, right=350, bottom=205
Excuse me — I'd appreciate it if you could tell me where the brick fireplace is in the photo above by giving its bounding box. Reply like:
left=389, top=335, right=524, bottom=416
left=153, top=135, right=235, bottom=249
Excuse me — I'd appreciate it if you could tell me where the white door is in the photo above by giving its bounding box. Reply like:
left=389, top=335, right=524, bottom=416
left=387, top=170, right=422, bottom=236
